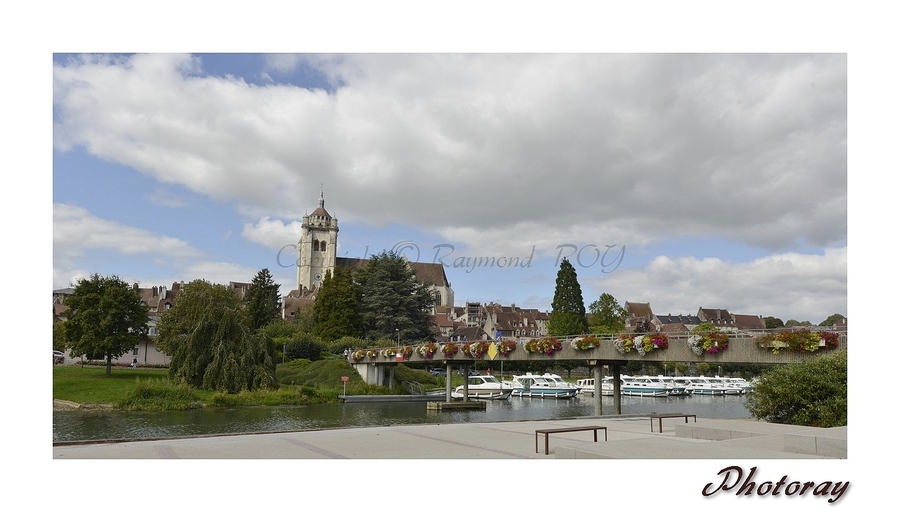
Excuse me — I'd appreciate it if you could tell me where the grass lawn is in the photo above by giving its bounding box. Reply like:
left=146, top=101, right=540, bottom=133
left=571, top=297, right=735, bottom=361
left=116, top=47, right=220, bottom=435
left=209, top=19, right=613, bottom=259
left=53, top=365, right=213, bottom=404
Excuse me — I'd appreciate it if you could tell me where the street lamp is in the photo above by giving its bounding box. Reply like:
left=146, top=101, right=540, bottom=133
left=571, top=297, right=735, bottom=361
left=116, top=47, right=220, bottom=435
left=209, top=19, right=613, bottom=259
left=395, top=328, right=400, bottom=345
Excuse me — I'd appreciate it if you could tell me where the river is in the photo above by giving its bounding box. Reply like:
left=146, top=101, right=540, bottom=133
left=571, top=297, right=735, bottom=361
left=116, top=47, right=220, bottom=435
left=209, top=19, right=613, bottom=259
left=53, top=393, right=751, bottom=443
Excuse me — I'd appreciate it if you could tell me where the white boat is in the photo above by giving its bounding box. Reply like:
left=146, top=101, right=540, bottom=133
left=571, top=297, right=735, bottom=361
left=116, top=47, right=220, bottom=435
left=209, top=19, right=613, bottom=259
left=575, top=378, right=615, bottom=396
left=451, top=375, right=513, bottom=400
left=713, top=376, right=749, bottom=394
left=682, top=376, right=727, bottom=395
left=620, top=375, right=669, bottom=397
left=505, top=373, right=579, bottom=398
left=541, top=373, right=580, bottom=392
left=641, top=375, right=689, bottom=396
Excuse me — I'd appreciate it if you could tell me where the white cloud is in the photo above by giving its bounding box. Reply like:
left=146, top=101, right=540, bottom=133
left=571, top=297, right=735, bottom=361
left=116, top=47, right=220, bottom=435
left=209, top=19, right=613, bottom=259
left=53, top=203, right=206, bottom=288
left=53, top=53, right=847, bottom=254
left=583, top=247, right=847, bottom=322
left=241, top=216, right=303, bottom=251
left=54, top=203, right=204, bottom=260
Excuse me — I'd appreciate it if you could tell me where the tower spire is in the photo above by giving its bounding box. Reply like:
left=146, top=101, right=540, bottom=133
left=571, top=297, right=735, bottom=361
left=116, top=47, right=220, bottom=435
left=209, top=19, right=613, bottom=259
left=319, top=185, right=324, bottom=209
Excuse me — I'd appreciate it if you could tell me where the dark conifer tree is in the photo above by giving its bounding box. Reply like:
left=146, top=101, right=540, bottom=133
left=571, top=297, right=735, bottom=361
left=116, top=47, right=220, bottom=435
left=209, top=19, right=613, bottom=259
left=546, top=258, right=588, bottom=336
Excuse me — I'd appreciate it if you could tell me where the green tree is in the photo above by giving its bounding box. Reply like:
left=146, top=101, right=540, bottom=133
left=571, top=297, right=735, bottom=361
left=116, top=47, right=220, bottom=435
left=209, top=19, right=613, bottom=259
left=819, top=313, right=846, bottom=327
left=62, top=274, right=150, bottom=376
left=763, top=316, right=784, bottom=329
left=546, top=258, right=588, bottom=336
left=157, top=280, right=276, bottom=393
left=588, top=292, right=627, bottom=334
left=246, top=268, right=282, bottom=331
left=314, top=266, right=362, bottom=341
left=356, top=251, right=436, bottom=342
left=784, top=319, right=812, bottom=328
left=746, top=349, right=847, bottom=427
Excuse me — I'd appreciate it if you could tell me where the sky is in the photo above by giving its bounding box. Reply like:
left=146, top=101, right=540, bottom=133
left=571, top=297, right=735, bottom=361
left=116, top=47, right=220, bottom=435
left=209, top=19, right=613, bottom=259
left=52, top=52, right=847, bottom=323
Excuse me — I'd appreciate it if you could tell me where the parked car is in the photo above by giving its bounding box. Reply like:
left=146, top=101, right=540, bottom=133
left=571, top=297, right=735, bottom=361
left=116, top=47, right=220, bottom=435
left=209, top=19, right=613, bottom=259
left=53, top=350, right=65, bottom=364
left=429, top=368, right=447, bottom=376
left=457, top=369, right=480, bottom=376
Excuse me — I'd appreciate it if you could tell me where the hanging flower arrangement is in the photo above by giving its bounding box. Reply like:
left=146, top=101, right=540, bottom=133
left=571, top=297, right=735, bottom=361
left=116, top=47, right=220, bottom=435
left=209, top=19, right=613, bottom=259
left=464, top=341, right=490, bottom=359
left=756, top=329, right=841, bottom=354
left=648, top=332, right=669, bottom=350
left=350, top=350, right=366, bottom=362
left=441, top=342, right=460, bottom=357
left=399, top=346, right=414, bottom=359
left=571, top=335, right=600, bottom=350
left=524, top=337, right=562, bottom=355
left=366, top=349, right=380, bottom=359
left=615, top=333, right=669, bottom=356
left=497, top=340, right=517, bottom=356
left=380, top=347, right=397, bottom=358
left=614, top=334, right=635, bottom=354
left=417, top=342, right=438, bottom=359
left=688, top=331, right=729, bottom=355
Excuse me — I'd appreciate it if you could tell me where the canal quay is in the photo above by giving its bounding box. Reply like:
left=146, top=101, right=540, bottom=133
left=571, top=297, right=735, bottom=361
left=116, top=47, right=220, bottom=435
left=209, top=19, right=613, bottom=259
left=53, top=415, right=846, bottom=459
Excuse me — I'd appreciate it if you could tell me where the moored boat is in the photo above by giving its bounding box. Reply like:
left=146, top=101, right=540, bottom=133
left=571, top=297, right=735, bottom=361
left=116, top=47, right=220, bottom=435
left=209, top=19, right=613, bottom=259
left=682, top=376, right=727, bottom=395
left=576, top=377, right=614, bottom=396
left=451, top=375, right=513, bottom=400
left=620, top=375, right=669, bottom=397
left=506, top=373, right=579, bottom=398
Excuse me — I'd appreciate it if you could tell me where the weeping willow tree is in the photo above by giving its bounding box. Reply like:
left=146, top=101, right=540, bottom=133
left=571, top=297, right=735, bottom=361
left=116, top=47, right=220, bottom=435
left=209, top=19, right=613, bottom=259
left=156, top=280, right=277, bottom=393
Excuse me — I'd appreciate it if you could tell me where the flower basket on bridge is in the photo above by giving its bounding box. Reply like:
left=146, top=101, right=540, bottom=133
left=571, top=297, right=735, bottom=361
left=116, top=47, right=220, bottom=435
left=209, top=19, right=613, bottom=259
left=571, top=335, right=600, bottom=350
left=441, top=342, right=460, bottom=358
left=399, top=346, right=414, bottom=359
left=380, top=347, right=397, bottom=358
left=350, top=350, right=366, bottom=362
left=615, top=333, right=669, bottom=356
left=417, top=342, right=438, bottom=359
left=366, top=349, right=379, bottom=359
left=497, top=340, right=517, bottom=356
left=464, top=341, right=490, bottom=358
left=756, top=329, right=840, bottom=355
left=688, top=332, right=729, bottom=355
left=525, top=337, right=562, bottom=355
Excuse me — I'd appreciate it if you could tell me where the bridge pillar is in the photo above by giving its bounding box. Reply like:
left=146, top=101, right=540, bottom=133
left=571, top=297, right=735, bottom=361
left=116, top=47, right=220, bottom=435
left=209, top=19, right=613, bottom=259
left=592, top=363, right=602, bottom=415
left=350, top=362, right=386, bottom=385
left=613, top=364, right=622, bottom=414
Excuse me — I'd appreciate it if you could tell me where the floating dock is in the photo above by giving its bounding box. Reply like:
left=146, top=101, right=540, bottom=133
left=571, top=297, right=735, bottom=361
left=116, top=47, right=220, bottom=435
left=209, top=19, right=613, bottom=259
left=340, top=394, right=445, bottom=403
left=427, top=401, right=486, bottom=411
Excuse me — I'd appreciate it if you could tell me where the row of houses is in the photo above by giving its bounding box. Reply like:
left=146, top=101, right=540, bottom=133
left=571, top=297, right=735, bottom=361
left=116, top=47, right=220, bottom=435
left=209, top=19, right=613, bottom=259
left=54, top=281, right=843, bottom=365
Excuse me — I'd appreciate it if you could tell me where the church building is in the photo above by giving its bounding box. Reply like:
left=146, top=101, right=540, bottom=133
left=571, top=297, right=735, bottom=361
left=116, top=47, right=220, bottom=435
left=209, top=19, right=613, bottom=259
left=295, top=193, right=454, bottom=309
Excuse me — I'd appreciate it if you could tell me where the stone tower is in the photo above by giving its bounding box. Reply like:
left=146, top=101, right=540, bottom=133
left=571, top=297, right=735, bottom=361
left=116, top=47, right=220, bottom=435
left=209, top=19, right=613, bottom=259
left=297, top=191, right=338, bottom=292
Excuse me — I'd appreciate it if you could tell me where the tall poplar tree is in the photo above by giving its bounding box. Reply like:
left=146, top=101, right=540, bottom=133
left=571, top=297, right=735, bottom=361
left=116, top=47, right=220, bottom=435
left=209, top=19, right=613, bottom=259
left=546, top=258, right=588, bottom=336
left=246, top=268, right=282, bottom=331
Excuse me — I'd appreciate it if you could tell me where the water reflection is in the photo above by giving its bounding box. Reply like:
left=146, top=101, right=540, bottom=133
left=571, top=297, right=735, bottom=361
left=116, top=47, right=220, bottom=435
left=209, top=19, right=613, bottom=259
left=54, top=394, right=751, bottom=443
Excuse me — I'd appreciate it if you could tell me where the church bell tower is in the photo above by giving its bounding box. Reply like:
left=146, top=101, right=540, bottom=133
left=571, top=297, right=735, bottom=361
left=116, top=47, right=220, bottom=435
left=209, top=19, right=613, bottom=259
left=297, top=191, right=338, bottom=292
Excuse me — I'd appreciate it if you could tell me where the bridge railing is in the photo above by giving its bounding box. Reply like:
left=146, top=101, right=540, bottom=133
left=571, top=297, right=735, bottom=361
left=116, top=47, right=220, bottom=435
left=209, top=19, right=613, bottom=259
left=349, top=330, right=847, bottom=366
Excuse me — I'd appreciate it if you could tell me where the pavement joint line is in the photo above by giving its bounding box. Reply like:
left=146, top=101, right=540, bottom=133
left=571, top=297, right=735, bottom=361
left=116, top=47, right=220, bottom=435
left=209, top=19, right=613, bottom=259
left=280, top=436, right=349, bottom=459
left=154, top=445, right=179, bottom=459
left=398, top=427, right=533, bottom=458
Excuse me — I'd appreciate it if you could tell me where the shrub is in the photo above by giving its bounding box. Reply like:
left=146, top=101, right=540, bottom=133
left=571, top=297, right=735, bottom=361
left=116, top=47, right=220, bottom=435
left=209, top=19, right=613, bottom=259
left=116, top=378, right=204, bottom=411
left=745, top=349, right=847, bottom=427
left=286, top=339, right=324, bottom=361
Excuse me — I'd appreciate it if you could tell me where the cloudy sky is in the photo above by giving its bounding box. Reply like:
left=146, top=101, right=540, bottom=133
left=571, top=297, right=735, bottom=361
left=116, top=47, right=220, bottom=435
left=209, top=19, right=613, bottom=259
left=51, top=53, right=847, bottom=323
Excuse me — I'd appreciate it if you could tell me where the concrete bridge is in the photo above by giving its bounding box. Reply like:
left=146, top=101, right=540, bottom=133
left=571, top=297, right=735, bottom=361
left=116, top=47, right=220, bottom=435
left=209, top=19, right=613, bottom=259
left=347, top=332, right=847, bottom=414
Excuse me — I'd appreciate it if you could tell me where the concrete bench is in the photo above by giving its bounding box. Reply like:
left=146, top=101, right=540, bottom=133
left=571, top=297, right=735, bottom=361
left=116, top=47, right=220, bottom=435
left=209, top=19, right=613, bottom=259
left=535, top=426, right=607, bottom=455
left=650, top=413, right=697, bottom=433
